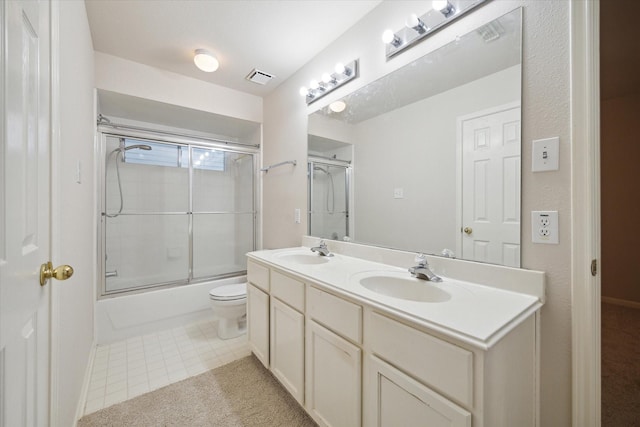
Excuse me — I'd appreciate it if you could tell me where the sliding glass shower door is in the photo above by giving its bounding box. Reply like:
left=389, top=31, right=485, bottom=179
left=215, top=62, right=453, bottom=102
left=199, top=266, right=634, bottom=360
left=308, top=160, right=351, bottom=241
left=101, top=134, right=256, bottom=295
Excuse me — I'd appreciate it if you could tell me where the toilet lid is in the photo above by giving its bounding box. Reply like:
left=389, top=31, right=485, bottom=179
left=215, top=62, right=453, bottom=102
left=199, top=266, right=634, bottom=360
left=209, top=283, right=247, bottom=301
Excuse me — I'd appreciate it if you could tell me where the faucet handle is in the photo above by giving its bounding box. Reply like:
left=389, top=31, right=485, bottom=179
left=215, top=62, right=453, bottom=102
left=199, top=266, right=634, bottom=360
left=318, top=239, right=327, bottom=248
left=414, top=253, right=427, bottom=266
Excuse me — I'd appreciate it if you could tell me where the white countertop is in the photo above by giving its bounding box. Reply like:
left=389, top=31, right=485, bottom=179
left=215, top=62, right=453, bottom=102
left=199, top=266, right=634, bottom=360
left=248, top=246, right=543, bottom=349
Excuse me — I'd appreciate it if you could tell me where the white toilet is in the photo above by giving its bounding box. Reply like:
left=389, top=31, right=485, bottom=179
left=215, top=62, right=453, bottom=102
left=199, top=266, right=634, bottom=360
left=209, top=282, right=247, bottom=339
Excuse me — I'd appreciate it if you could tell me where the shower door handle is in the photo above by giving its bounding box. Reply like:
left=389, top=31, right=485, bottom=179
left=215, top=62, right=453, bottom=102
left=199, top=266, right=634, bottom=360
left=39, top=261, right=74, bottom=286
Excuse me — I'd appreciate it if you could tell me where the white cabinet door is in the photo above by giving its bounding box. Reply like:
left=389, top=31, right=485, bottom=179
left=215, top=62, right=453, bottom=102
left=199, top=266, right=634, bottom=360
left=247, top=283, right=269, bottom=367
left=270, top=297, right=305, bottom=404
left=306, top=320, right=361, bottom=427
left=364, top=355, right=471, bottom=427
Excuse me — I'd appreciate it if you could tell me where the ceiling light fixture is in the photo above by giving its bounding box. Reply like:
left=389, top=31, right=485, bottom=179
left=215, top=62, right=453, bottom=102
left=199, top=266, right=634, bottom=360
left=382, top=0, right=491, bottom=60
left=329, top=101, right=347, bottom=113
left=300, top=59, right=359, bottom=105
left=193, top=49, right=219, bottom=73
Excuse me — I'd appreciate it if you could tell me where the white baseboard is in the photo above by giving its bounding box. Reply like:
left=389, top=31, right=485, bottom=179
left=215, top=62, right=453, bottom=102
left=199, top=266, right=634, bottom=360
left=73, top=342, right=97, bottom=426
left=602, top=296, right=640, bottom=310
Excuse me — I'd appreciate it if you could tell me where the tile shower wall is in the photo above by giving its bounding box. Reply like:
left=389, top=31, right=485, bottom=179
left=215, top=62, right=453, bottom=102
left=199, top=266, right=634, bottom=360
left=104, top=136, right=254, bottom=293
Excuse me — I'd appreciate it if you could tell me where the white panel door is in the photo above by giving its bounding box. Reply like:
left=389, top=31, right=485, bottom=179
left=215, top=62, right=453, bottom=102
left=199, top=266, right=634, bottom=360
left=306, top=320, right=361, bottom=427
left=461, top=104, right=521, bottom=267
left=0, top=0, right=52, bottom=426
left=364, top=355, right=471, bottom=427
left=247, top=283, right=270, bottom=367
left=270, top=297, right=304, bottom=404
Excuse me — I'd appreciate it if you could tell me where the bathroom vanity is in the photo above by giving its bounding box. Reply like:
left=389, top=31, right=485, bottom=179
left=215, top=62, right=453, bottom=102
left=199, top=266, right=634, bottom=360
left=246, top=238, right=544, bottom=427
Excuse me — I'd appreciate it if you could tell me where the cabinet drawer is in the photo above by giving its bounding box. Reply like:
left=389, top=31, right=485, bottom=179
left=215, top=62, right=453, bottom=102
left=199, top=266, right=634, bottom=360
left=271, top=270, right=305, bottom=312
left=366, top=312, right=473, bottom=407
left=307, top=287, right=362, bottom=344
left=247, top=260, right=269, bottom=292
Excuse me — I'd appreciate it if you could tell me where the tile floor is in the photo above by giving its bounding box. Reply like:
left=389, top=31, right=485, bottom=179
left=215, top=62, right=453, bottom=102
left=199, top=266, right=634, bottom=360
left=83, top=319, right=250, bottom=415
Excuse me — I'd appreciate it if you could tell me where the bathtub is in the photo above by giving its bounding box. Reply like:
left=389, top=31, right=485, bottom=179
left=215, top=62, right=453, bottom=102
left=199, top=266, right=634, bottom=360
left=95, top=275, right=246, bottom=344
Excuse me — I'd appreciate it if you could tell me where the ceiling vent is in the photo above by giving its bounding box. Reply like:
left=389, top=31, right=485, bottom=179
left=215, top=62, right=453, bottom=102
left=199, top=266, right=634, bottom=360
left=245, top=69, right=274, bottom=85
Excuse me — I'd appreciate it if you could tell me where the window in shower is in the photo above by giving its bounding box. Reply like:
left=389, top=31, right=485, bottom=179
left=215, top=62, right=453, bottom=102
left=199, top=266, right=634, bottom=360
left=308, top=159, right=351, bottom=241
left=101, top=135, right=257, bottom=295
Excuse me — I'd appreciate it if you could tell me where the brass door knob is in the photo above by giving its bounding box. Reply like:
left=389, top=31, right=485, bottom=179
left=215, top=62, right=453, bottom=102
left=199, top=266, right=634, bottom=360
left=463, top=227, right=473, bottom=235
left=40, top=262, right=74, bottom=286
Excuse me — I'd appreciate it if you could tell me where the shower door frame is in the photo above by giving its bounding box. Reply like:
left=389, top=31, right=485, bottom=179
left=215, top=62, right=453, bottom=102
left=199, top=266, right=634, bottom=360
left=96, top=126, right=260, bottom=298
left=307, top=156, right=352, bottom=240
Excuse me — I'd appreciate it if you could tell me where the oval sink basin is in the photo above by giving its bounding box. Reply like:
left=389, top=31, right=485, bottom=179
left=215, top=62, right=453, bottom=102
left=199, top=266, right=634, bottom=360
left=358, top=274, right=451, bottom=303
left=275, top=253, right=330, bottom=265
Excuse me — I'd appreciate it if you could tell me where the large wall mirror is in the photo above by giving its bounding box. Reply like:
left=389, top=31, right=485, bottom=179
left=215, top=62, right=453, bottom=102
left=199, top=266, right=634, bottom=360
left=308, top=8, right=522, bottom=267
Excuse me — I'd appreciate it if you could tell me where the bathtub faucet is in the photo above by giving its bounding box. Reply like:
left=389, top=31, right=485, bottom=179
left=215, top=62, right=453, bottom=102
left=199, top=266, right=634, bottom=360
left=311, top=240, right=333, bottom=257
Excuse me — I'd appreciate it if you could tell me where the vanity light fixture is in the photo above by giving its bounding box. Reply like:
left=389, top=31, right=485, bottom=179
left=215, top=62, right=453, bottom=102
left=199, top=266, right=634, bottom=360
left=382, top=0, right=491, bottom=60
left=300, top=59, right=359, bottom=105
left=193, top=49, right=219, bottom=72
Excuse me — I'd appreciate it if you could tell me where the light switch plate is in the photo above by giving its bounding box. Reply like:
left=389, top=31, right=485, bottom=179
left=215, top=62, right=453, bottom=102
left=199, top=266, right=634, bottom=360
left=532, top=137, right=559, bottom=172
left=294, top=208, right=301, bottom=224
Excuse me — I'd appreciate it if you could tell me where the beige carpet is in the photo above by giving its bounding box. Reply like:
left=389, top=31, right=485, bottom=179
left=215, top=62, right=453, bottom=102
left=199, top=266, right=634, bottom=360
left=78, top=355, right=317, bottom=426
left=601, top=303, right=640, bottom=426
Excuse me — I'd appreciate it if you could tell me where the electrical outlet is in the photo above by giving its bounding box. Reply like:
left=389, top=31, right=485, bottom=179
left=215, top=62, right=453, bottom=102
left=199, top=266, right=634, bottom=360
left=393, top=188, right=404, bottom=199
left=294, top=208, right=301, bottom=224
left=531, top=211, right=559, bottom=244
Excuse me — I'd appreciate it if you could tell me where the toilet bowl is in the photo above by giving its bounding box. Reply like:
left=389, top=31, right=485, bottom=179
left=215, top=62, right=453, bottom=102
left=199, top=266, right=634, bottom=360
left=209, top=282, right=247, bottom=340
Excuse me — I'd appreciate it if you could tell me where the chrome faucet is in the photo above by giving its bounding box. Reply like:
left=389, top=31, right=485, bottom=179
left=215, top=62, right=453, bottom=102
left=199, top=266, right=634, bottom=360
left=310, top=240, right=333, bottom=257
left=409, top=253, right=442, bottom=282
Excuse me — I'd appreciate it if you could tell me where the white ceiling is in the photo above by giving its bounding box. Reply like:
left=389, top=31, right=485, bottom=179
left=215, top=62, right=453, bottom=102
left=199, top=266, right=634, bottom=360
left=85, top=0, right=381, bottom=97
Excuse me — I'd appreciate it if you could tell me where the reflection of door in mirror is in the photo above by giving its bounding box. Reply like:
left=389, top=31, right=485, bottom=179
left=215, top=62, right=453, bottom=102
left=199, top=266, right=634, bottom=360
left=307, top=135, right=353, bottom=241
left=459, top=103, right=521, bottom=267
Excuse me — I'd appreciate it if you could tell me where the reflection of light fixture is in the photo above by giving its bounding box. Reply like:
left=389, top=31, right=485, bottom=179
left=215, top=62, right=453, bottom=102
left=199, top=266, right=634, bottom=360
left=382, top=29, right=402, bottom=47
left=300, top=59, right=358, bottom=105
left=329, top=101, right=346, bottom=113
left=405, top=14, right=427, bottom=34
left=432, top=0, right=456, bottom=18
left=193, top=49, right=219, bottom=72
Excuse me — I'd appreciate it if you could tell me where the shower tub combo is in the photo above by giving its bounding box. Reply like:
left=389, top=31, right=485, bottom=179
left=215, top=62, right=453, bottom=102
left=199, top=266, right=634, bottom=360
left=96, top=121, right=258, bottom=343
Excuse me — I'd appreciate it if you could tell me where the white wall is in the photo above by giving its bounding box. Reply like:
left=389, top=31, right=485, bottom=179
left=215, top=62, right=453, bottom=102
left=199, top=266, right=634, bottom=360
left=52, top=1, right=96, bottom=425
left=94, top=52, right=262, bottom=124
left=263, top=1, right=572, bottom=425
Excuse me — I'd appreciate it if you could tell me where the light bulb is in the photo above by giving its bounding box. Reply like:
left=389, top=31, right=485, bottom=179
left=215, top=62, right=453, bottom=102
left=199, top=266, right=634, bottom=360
left=322, top=73, right=333, bottom=84
left=382, top=29, right=402, bottom=47
left=299, top=86, right=309, bottom=97
left=406, top=13, right=420, bottom=28
left=309, top=79, right=320, bottom=90
left=432, top=0, right=455, bottom=16
left=382, top=29, right=395, bottom=44
left=329, top=101, right=346, bottom=113
left=193, top=49, right=219, bottom=72
left=432, top=0, right=448, bottom=10
left=334, top=62, right=346, bottom=75
left=406, top=13, right=427, bottom=34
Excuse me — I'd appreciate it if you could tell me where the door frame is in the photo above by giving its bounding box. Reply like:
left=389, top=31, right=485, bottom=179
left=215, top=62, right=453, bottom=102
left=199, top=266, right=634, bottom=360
left=455, top=101, right=521, bottom=263
left=570, top=1, right=601, bottom=426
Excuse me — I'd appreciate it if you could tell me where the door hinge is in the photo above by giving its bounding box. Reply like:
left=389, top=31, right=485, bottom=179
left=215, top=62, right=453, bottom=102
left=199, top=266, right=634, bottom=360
left=590, top=259, right=597, bottom=276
